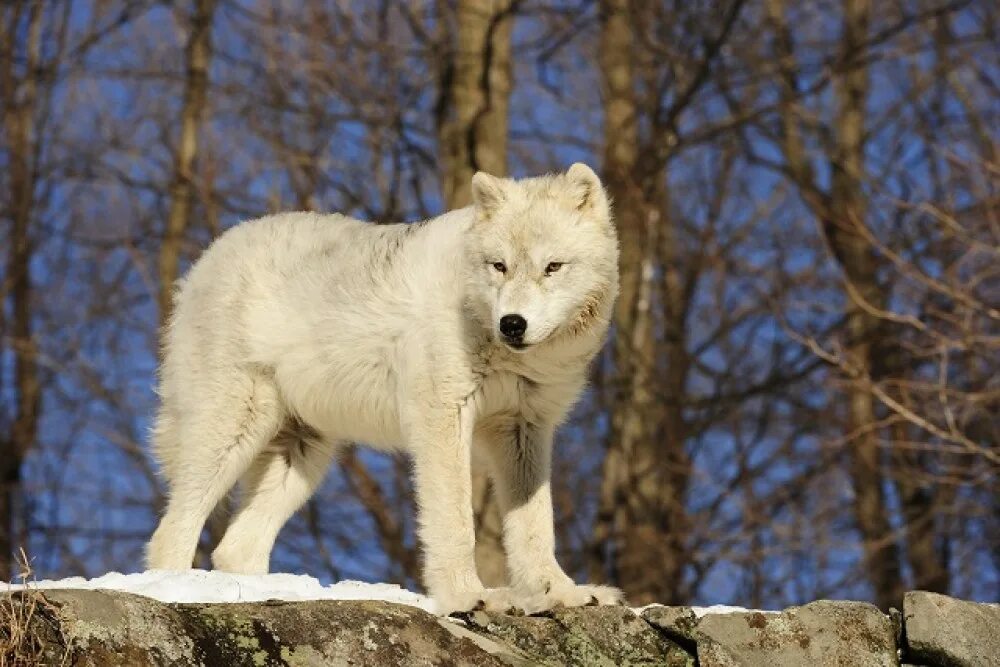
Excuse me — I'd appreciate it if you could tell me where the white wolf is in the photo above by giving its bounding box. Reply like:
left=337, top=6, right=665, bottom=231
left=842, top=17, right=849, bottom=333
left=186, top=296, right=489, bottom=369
left=146, top=163, right=621, bottom=613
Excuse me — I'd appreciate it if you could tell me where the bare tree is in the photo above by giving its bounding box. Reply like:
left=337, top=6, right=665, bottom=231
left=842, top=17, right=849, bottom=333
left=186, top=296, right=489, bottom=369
left=0, top=1, right=44, bottom=581
left=3, top=0, right=995, bottom=609
left=754, top=0, right=991, bottom=608
left=1, top=0, right=149, bottom=580
left=592, top=0, right=746, bottom=605
left=767, top=0, right=902, bottom=609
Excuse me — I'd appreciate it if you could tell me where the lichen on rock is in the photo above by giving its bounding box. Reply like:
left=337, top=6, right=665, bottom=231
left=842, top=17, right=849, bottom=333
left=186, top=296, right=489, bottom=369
left=3, top=588, right=998, bottom=666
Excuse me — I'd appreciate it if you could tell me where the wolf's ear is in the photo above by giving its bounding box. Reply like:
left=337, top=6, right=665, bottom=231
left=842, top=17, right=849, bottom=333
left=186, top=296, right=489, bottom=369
left=565, top=163, right=606, bottom=212
left=471, top=172, right=507, bottom=217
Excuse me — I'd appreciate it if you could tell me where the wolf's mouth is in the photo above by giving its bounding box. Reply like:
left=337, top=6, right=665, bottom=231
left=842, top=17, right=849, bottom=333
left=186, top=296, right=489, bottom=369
left=504, top=341, right=532, bottom=353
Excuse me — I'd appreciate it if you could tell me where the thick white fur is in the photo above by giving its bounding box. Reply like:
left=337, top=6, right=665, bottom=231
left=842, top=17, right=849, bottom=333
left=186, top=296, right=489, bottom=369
left=146, top=163, right=622, bottom=614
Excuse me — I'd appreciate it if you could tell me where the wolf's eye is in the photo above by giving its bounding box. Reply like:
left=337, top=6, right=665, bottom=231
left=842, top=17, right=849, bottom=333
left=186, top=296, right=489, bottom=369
left=545, top=262, right=564, bottom=275
left=491, top=261, right=507, bottom=274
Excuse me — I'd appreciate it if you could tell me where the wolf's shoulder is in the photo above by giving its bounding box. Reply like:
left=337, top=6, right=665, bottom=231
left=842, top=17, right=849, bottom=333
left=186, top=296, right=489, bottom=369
left=222, top=210, right=362, bottom=240
left=192, top=208, right=473, bottom=280
left=219, top=207, right=472, bottom=244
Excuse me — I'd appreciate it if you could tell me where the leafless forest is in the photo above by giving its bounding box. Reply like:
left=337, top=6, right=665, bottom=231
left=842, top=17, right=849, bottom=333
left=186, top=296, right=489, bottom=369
left=1, top=0, right=997, bottom=609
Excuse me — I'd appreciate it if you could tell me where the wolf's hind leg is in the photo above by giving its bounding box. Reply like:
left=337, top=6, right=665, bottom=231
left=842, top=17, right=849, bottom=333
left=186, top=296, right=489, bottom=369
left=212, top=428, right=337, bottom=574
left=146, top=370, right=283, bottom=570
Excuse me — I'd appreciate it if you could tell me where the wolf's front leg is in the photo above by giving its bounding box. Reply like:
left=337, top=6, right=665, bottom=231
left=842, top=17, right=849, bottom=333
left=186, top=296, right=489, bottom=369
left=488, top=420, right=623, bottom=612
left=408, top=401, right=521, bottom=614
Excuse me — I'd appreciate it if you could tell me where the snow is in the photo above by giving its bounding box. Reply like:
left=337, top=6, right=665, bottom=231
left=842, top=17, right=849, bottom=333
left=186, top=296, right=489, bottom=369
left=5, top=569, right=437, bottom=613
left=633, top=602, right=769, bottom=617
left=691, top=604, right=763, bottom=617
left=6, top=570, right=765, bottom=619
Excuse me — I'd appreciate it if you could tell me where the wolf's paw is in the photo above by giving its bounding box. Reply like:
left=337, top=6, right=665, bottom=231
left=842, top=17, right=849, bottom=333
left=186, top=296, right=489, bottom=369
left=437, top=587, right=527, bottom=616
left=211, top=544, right=268, bottom=575
left=523, top=583, right=624, bottom=613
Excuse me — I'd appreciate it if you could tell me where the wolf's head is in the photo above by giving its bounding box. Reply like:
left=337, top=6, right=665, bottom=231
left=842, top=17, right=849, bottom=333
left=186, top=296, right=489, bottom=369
left=465, top=163, right=619, bottom=352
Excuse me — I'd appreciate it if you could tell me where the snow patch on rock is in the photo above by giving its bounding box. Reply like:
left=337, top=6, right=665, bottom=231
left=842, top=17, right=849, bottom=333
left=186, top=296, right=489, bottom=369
left=6, top=569, right=437, bottom=613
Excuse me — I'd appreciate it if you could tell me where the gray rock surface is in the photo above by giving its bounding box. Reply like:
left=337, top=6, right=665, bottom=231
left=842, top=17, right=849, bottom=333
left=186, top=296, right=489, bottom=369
left=904, top=590, right=1000, bottom=667
left=2, top=589, right=686, bottom=666
left=5, top=588, right=998, bottom=666
left=699, top=601, right=896, bottom=666
left=644, top=601, right=897, bottom=667
left=639, top=604, right=699, bottom=648
left=3, top=589, right=508, bottom=666
left=460, top=605, right=692, bottom=666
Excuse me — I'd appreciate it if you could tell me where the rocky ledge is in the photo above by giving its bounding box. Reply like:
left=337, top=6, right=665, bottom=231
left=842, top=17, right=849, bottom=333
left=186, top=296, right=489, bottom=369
left=1, top=589, right=997, bottom=666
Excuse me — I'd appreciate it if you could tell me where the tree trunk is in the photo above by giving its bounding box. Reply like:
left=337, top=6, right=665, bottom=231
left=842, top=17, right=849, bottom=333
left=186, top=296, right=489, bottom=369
left=0, top=1, right=43, bottom=582
left=767, top=0, right=904, bottom=609
left=158, top=0, right=217, bottom=333
left=436, top=0, right=514, bottom=586
left=438, top=0, right=512, bottom=207
left=590, top=0, right=638, bottom=588
left=828, top=0, right=904, bottom=610
left=891, top=423, right=949, bottom=594
left=590, top=0, right=691, bottom=605
left=646, top=183, right=693, bottom=605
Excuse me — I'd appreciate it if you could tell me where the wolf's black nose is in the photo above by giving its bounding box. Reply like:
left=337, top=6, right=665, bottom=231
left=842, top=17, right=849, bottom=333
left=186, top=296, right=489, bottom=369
left=499, top=314, right=527, bottom=340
